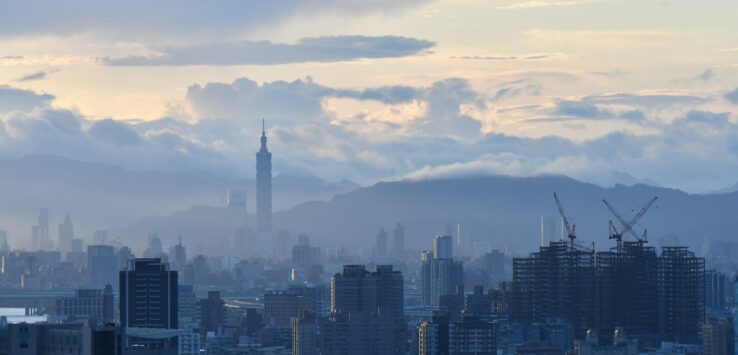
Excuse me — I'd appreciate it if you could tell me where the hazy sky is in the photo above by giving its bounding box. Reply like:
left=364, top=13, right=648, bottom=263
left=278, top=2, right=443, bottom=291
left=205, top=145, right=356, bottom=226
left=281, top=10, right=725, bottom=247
left=1, top=0, right=738, bottom=192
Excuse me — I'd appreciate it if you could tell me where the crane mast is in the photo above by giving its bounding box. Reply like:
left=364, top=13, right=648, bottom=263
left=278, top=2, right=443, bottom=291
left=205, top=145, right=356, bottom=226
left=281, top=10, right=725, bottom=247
left=553, top=192, right=577, bottom=250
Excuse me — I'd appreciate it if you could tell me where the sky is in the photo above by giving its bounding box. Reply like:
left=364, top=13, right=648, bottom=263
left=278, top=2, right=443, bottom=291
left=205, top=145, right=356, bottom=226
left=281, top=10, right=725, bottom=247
left=1, top=0, right=738, bottom=193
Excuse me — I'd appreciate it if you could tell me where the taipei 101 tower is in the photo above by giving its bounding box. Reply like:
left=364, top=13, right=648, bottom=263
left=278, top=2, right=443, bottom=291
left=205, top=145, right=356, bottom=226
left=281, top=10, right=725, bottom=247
left=256, top=119, right=272, bottom=236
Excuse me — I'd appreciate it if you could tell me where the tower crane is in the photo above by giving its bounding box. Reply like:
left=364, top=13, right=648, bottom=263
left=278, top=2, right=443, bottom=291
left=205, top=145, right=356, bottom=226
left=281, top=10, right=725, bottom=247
left=602, top=196, right=658, bottom=250
left=553, top=192, right=577, bottom=251
left=554, top=192, right=594, bottom=250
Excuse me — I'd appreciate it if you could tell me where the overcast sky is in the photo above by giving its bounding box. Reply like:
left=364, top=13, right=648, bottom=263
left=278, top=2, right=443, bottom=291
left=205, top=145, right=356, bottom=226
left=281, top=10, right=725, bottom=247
left=1, top=0, right=738, bottom=192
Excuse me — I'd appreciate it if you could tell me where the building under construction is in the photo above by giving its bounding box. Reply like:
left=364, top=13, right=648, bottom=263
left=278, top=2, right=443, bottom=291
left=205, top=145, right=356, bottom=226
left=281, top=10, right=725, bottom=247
left=658, top=246, right=704, bottom=344
left=512, top=240, right=597, bottom=338
left=512, top=194, right=705, bottom=348
left=595, top=241, right=659, bottom=345
left=514, top=240, right=705, bottom=347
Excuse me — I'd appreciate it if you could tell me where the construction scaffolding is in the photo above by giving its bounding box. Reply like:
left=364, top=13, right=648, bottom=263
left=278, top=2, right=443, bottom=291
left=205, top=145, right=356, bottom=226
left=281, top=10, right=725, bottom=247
left=658, top=246, right=704, bottom=344
left=512, top=241, right=596, bottom=338
left=595, top=241, right=659, bottom=346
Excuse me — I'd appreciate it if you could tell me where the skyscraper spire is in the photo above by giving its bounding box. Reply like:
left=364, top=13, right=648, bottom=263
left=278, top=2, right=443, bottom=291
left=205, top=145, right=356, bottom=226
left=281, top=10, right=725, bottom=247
left=256, top=119, right=272, bottom=236
left=260, top=118, right=267, bottom=149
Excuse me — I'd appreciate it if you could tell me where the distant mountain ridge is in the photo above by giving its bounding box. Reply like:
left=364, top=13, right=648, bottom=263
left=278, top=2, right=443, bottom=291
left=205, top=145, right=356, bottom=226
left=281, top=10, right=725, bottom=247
left=116, top=175, right=738, bottom=256
left=0, top=154, right=358, bottom=246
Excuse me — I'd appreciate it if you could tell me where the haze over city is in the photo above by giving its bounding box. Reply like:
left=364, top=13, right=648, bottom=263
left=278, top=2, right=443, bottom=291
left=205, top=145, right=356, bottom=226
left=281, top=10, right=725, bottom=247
left=0, top=1, right=737, bottom=355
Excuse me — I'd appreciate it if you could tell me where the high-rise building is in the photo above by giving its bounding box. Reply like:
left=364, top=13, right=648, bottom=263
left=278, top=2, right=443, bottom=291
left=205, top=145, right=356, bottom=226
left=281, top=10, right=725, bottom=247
left=57, top=214, right=74, bottom=254
left=87, top=245, right=117, bottom=289
left=434, top=235, right=453, bottom=259
left=706, top=269, right=727, bottom=312
left=658, top=246, right=704, bottom=344
left=178, top=284, right=199, bottom=326
left=392, top=223, right=405, bottom=259
left=55, top=286, right=114, bottom=325
left=256, top=119, right=272, bottom=236
left=419, top=313, right=450, bottom=355
left=264, top=285, right=318, bottom=327
left=482, top=249, right=506, bottom=281
left=116, top=246, right=134, bottom=270
left=31, top=208, right=51, bottom=250
left=419, top=311, right=496, bottom=355
left=373, top=228, right=388, bottom=259
left=292, top=236, right=321, bottom=268
left=514, top=240, right=705, bottom=347
left=199, top=290, right=225, bottom=336
left=421, top=236, right=464, bottom=308
left=71, top=238, right=84, bottom=253
left=512, top=241, right=596, bottom=338
left=276, top=229, right=291, bottom=260
left=292, top=311, right=317, bottom=355
left=448, top=313, right=496, bottom=355
left=103, top=284, right=114, bottom=324
left=93, top=230, right=108, bottom=245
left=0, top=229, right=9, bottom=252
left=431, top=259, right=464, bottom=309
left=703, top=316, right=734, bottom=355
left=120, top=258, right=178, bottom=351
left=420, top=250, right=433, bottom=306
left=144, top=233, right=165, bottom=259
left=169, top=235, right=187, bottom=272
left=228, top=189, right=248, bottom=255
left=321, top=265, right=405, bottom=355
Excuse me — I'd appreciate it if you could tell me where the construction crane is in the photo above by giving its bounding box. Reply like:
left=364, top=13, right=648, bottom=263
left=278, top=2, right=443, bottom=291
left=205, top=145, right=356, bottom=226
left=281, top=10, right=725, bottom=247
left=553, top=192, right=577, bottom=251
left=602, top=196, right=658, bottom=249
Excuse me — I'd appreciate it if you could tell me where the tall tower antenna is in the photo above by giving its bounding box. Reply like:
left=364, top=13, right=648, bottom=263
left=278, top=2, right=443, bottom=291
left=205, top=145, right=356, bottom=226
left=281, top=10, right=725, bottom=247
left=256, top=119, right=273, bottom=237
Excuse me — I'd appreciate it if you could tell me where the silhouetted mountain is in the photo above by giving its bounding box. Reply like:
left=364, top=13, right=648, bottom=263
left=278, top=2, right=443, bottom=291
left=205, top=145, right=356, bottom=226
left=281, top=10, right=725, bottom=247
left=0, top=154, right=358, bottom=245
left=117, top=175, right=738, bottom=256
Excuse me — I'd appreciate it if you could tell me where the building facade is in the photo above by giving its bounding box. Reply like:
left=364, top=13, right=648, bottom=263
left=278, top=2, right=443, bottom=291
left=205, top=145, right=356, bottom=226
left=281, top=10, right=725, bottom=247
left=119, top=258, right=178, bottom=351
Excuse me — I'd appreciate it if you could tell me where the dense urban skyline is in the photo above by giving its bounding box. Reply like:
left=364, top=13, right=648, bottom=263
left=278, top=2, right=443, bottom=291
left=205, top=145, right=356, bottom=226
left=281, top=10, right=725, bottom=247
left=0, top=2, right=737, bottom=354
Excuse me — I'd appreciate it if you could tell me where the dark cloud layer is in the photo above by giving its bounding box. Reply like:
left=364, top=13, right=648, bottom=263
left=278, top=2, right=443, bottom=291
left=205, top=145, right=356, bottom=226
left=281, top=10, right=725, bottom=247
left=104, top=36, right=434, bottom=66
left=0, top=1, right=430, bottom=38
left=0, top=86, right=54, bottom=114
left=725, top=88, right=738, bottom=104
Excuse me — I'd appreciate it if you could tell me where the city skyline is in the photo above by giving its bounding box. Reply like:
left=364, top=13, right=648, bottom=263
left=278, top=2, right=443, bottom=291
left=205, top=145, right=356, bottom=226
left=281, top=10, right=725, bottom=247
left=1, top=2, right=737, bottom=355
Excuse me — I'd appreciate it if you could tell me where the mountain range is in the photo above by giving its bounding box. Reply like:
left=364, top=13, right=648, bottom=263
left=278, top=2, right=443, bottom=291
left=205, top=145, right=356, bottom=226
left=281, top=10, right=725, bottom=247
left=0, top=154, right=358, bottom=247
left=116, top=175, right=738, bottom=256
left=1, top=154, right=736, bottom=257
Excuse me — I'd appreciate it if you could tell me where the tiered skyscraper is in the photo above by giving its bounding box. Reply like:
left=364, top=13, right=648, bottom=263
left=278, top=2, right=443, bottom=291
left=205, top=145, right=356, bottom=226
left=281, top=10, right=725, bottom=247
left=256, top=119, right=272, bottom=236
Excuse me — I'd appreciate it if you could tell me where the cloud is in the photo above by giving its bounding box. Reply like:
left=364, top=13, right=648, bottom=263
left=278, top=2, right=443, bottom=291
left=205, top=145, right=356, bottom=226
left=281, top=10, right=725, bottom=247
left=0, top=76, right=737, bottom=193
left=498, top=0, right=592, bottom=10
left=556, top=100, right=612, bottom=118
left=680, top=110, right=731, bottom=127
left=725, top=88, right=738, bottom=104
left=451, top=53, right=567, bottom=61
left=526, top=29, right=677, bottom=48
left=16, top=69, right=59, bottom=82
left=580, top=92, right=707, bottom=108
left=0, top=86, right=54, bottom=114
left=103, top=36, right=435, bottom=66
left=0, top=1, right=431, bottom=39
